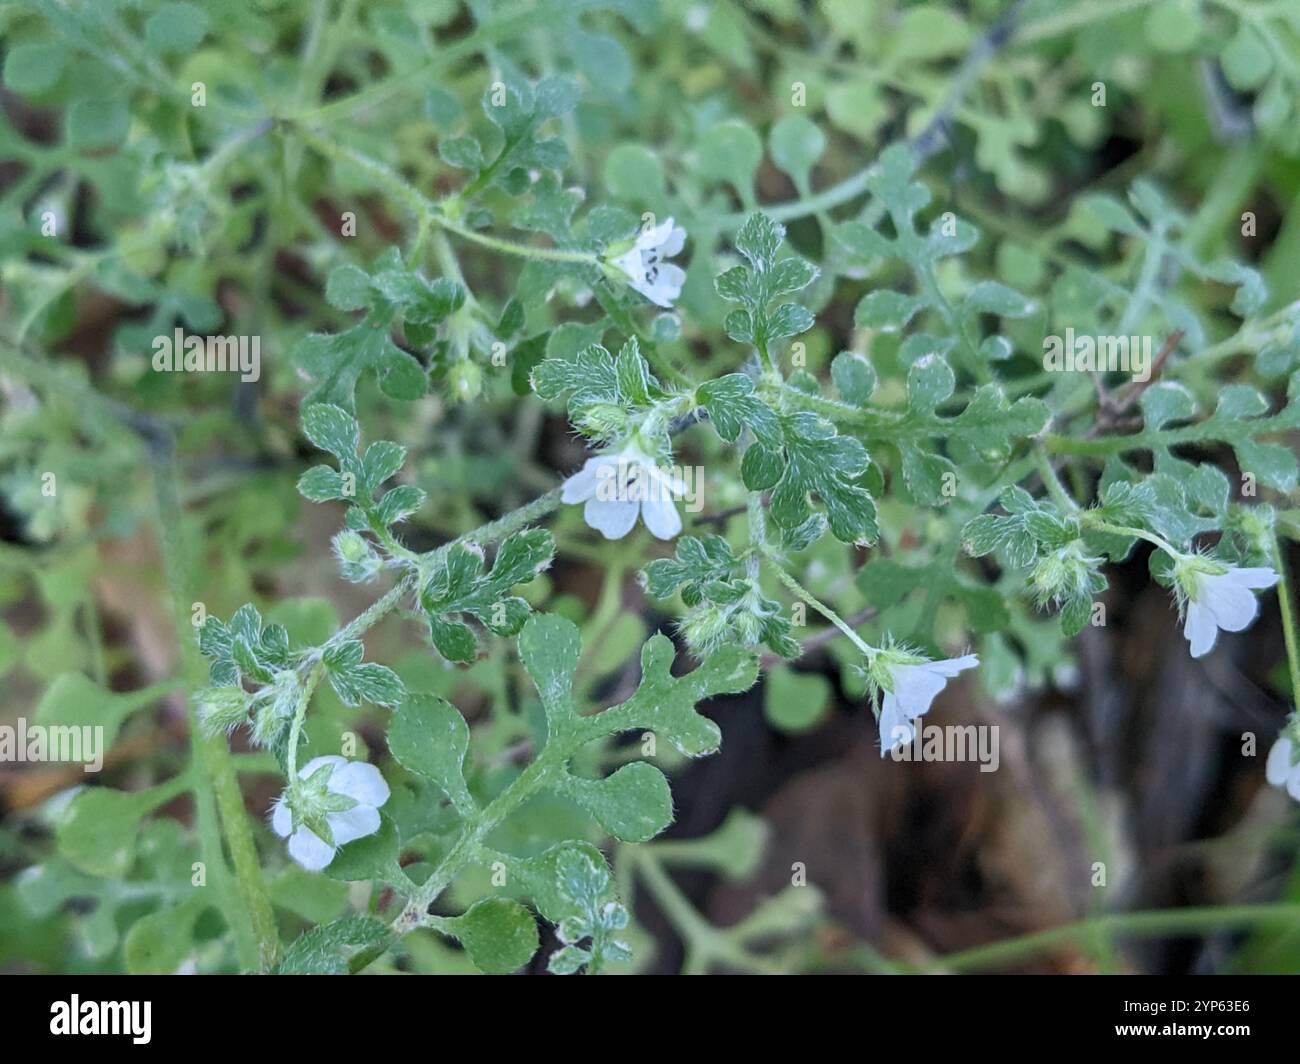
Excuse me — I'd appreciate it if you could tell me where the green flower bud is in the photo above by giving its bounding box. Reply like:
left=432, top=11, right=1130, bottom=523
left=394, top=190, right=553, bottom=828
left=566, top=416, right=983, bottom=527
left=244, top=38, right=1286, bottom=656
left=332, top=530, right=382, bottom=583
left=197, top=686, right=249, bottom=736
left=1030, top=541, right=1103, bottom=607
left=448, top=360, right=482, bottom=401
left=680, top=604, right=732, bottom=657
left=1226, top=503, right=1275, bottom=559
left=573, top=401, right=630, bottom=440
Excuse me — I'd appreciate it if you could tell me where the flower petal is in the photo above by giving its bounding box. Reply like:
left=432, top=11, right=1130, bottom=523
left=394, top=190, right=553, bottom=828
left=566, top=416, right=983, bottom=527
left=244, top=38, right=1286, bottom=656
left=1230, top=567, right=1279, bottom=590
left=1287, top=771, right=1300, bottom=803
left=631, top=276, right=675, bottom=309
left=1184, top=600, right=1219, bottom=658
left=327, top=804, right=382, bottom=846
left=640, top=216, right=675, bottom=250
left=329, top=761, right=390, bottom=808
left=1266, top=736, right=1295, bottom=788
left=1201, top=573, right=1260, bottom=633
left=919, top=654, right=980, bottom=678
left=270, top=797, right=292, bottom=838
left=879, top=693, right=915, bottom=755
left=298, top=754, right=346, bottom=780
left=583, top=497, right=640, bottom=539
left=641, top=495, right=682, bottom=539
left=645, top=463, right=689, bottom=500
left=889, top=663, right=949, bottom=719
left=613, top=247, right=642, bottom=283
left=288, top=826, right=335, bottom=871
left=658, top=223, right=687, bottom=258
left=647, top=263, right=687, bottom=307
left=561, top=457, right=606, bottom=504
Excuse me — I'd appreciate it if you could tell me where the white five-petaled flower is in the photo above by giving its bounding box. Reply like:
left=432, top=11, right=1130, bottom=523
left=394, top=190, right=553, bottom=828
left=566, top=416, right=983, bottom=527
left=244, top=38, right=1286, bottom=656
left=612, top=217, right=687, bottom=308
left=1174, top=557, right=1279, bottom=659
left=1266, top=732, right=1300, bottom=802
left=873, top=652, right=980, bottom=756
left=561, top=446, right=686, bottom=540
left=271, top=755, right=390, bottom=872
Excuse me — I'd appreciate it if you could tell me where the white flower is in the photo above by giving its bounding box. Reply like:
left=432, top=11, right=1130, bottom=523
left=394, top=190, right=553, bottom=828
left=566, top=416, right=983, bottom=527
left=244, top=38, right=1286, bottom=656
left=612, top=217, right=687, bottom=308
left=1266, top=733, right=1300, bottom=802
left=561, top=446, right=686, bottom=540
left=271, top=755, right=390, bottom=871
left=875, top=653, right=980, bottom=757
left=1176, top=560, right=1278, bottom=659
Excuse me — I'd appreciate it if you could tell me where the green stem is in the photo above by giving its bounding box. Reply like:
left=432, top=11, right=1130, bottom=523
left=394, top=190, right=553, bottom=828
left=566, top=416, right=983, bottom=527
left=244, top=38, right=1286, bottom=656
left=292, top=125, right=597, bottom=266
left=1035, top=445, right=1080, bottom=511
left=349, top=742, right=568, bottom=972
left=1273, top=533, right=1300, bottom=711
left=762, top=548, right=877, bottom=660
left=456, top=486, right=566, bottom=549
left=1082, top=517, right=1182, bottom=560
left=929, top=902, right=1300, bottom=974
left=1119, top=223, right=1168, bottom=336
left=334, top=573, right=419, bottom=644
left=285, top=663, right=325, bottom=789
left=631, top=849, right=779, bottom=974
left=746, top=490, right=766, bottom=581
left=150, top=441, right=281, bottom=972
left=1045, top=406, right=1299, bottom=458
left=436, top=216, right=597, bottom=265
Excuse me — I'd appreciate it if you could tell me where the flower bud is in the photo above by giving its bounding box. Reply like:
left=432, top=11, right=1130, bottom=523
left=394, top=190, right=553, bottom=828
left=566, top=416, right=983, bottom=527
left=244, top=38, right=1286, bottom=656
left=680, top=604, right=731, bottom=656
left=197, top=686, right=248, bottom=736
left=332, top=530, right=382, bottom=583
left=1030, top=541, right=1101, bottom=607
left=448, top=360, right=482, bottom=401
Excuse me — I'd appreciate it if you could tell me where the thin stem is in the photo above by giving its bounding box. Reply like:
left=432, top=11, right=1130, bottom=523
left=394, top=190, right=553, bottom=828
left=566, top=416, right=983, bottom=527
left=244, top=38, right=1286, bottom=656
left=1045, top=404, right=1299, bottom=457
left=710, top=0, right=1027, bottom=231
left=746, top=490, right=766, bottom=582
left=285, top=663, right=325, bottom=788
left=762, top=548, right=877, bottom=660
left=436, top=216, right=598, bottom=265
left=1118, top=223, right=1168, bottom=336
left=334, top=573, right=419, bottom=644
left=1035, top=445, right=1080, bottom=511
left=456, top=486, right=566, bottom=550
left=631, top=849, right=780, bottom=974
left=349, top=743, right=567, bottom=972
left=150, top=439, right=281, bottom=972
left=1082, top=517, right=1182, bottom=560
left=929, top=902, right=1300, bottom=974
left=1273, top=533, right=1300, bottom=711
left=292, top=125, right=598, bottom=266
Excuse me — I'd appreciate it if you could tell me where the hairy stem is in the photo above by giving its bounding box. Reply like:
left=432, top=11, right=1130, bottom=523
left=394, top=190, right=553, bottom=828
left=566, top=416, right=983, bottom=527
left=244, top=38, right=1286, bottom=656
left=150, top=439, right=281, bottom=972
left=762, top=548, right=877, bottom=660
